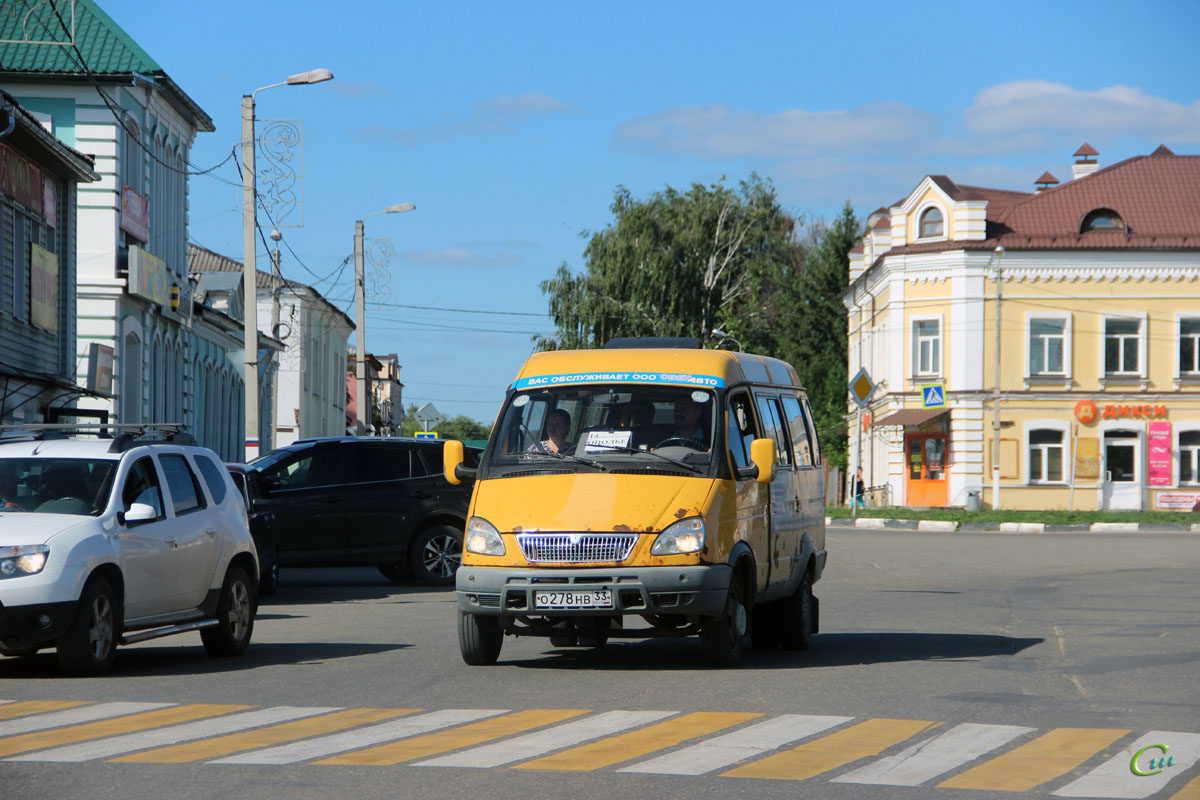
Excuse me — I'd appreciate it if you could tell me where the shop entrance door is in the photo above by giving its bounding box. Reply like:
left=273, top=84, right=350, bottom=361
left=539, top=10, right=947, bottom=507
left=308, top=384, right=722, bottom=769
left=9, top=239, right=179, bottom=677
left=1102, top=430, right=1142, bottom=510
left=906, top=434, right=948, bottom=507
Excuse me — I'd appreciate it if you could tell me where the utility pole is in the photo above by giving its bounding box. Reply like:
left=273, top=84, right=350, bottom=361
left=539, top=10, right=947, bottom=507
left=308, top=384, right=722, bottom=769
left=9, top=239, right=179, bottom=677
left=991, top=246, right=1005, bottom=509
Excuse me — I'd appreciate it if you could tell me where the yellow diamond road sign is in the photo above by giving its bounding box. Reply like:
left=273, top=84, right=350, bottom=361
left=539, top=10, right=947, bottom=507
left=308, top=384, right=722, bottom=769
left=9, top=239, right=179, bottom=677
left=848, top=368, right=875, bottom=408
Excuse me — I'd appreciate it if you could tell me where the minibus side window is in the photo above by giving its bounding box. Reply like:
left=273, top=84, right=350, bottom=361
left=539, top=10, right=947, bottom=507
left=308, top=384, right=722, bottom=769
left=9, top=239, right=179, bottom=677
left=801, top=395, right=822, bottom=465
left=755, top=395, right=793, bottom=467
left=727, top=392, right=756, bottom=472
left=781, top=395, right=814, bottom=467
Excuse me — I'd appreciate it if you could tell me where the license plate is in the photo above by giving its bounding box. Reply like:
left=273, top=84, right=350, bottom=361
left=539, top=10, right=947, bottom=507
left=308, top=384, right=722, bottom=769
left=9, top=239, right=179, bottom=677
left=534, top=589, right=613, bottom=609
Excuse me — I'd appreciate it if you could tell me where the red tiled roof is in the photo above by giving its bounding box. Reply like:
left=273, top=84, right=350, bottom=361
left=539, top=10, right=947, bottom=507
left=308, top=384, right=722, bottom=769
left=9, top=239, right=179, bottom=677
left=1035, top=171, right=1060, bottom=185
left=1074, top=142, right=1099, bottom=158
left=872, top=216, right=890, bottom=229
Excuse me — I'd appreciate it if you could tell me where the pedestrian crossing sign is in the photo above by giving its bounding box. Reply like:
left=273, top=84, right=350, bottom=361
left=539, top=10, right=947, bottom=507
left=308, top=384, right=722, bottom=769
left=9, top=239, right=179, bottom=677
left=921, top=383, right=946, bottom=409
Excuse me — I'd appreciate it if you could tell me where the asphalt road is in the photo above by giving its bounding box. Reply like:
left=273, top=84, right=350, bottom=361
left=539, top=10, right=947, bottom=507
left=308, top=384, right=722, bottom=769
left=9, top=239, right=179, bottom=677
left=2, top=526, right=1197, bottom=800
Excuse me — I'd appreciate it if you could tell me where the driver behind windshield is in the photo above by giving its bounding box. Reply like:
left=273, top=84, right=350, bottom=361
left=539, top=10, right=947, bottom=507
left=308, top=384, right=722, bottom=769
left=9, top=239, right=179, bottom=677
left=528, top=408, right=571, bottom=454
left=670, top=397, right=708, bottom=448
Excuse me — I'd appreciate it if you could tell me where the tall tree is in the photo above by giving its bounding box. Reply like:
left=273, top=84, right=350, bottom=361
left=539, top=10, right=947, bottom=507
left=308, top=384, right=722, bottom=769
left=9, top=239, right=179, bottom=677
left=537, top=175, right=801, bottom=350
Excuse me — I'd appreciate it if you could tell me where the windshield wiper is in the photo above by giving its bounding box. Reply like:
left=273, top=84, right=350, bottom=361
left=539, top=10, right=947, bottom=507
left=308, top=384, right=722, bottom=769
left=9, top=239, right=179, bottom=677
left=525, top=449, right=607, bottom=471
left=581, top=442, right=701, bottom=474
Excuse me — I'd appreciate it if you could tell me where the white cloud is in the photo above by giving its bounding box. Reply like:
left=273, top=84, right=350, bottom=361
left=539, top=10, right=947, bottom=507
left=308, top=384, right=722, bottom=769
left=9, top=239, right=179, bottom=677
left=352, top=92, right=574, bottom=146
left=613, top=101, right=939, bottom=158
left=964, top=81, right=1200, bottom=143
left=399, top=248, right=522, bottom=268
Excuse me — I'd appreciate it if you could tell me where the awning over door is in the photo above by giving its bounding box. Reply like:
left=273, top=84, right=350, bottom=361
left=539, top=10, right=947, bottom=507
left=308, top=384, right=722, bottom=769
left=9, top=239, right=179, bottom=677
left=875, top=408, right=947, bottom=427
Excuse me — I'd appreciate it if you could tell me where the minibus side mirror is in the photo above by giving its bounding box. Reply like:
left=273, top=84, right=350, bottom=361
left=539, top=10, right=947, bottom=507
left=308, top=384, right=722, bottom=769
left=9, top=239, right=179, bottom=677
left=750, top=438, right=775, bottom=484
left=443, top=440, right=476, bottom=485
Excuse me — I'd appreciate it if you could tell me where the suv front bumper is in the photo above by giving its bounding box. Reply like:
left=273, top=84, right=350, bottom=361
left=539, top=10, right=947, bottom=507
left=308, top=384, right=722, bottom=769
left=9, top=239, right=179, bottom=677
left=457, top=564, right=732, bottom=618
left=0, top=599, right=77, bottom=651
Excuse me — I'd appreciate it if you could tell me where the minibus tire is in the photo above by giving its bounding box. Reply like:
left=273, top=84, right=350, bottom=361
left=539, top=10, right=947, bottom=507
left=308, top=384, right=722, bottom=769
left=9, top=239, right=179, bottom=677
left=701, top=578, right=750, bottom=666
left=459, top=611, right=502, bottom=665
left=780, top=572, right=814, bottom=651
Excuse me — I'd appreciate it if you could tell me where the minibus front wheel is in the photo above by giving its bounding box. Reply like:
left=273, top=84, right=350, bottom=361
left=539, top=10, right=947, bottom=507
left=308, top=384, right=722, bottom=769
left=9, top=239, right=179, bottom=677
left=700, top=577, right=750, bottom=667
left=458, top=611, right=503, bottom=665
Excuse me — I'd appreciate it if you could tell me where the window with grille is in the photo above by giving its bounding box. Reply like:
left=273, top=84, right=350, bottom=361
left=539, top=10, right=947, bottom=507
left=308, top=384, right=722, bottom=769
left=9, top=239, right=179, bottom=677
left=1029, top=318, right=1066, bottom=375
left=1180, top=318, right=1200, bottom=375
left=1029, top=429, right=1064, bottom=483
left=913, top=319, right=940, bottom=376
left=1104, top=318, right=1141, bottom=374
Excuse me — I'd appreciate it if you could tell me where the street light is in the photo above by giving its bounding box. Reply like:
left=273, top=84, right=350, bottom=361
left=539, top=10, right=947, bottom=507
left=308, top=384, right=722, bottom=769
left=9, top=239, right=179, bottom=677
left=242, top=68, right=333, bottom=461
left=710, top=328, right=743, bottom=352
left=354, top=203, right=415, bottom=435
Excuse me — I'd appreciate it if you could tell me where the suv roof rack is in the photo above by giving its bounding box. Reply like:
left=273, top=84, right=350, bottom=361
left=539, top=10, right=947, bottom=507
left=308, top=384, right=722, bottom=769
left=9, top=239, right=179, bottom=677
left=0, top=423, right=196, bottom=452
left=604, top=337, right=702, bottom=349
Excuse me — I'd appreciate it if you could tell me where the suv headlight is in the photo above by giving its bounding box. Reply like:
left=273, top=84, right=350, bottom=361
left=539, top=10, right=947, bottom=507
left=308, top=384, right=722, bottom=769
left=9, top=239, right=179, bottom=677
left=0, top=545, right=49, bottom=578
left=465, top=517, right=505, bottom=556
left=650, top=517, right=705, bottom=555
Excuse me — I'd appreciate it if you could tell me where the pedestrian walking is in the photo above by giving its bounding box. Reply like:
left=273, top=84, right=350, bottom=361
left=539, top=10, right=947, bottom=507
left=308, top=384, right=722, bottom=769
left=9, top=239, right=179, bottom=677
left=854, top=466, right=867, bottom=508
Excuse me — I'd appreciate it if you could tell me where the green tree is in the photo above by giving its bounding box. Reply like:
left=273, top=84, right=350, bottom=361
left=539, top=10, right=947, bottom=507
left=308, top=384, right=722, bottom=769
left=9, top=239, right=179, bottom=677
left=537, top=175, right=802, bottom=350
left=399, top=403, right=421, bottom=437
left=437, top=415, right=491, bottom=441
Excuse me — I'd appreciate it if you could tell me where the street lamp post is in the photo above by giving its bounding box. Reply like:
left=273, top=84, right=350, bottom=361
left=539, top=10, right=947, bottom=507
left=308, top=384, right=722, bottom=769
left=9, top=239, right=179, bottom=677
left=710, top=328, right=743, bottom=352
left=354, top=203, right=415, bottom=435
left=242, top=68, right=332, bottom=461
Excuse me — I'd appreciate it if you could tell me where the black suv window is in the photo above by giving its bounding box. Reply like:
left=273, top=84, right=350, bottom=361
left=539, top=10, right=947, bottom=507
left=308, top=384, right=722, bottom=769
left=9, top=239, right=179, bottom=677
left=160, top=454, right=207, bottom=515
left=349, top=444, right=412, bottom=483
left=194, top=454, right=229, bottom=504
left=259, top=447, right=330, bottom=489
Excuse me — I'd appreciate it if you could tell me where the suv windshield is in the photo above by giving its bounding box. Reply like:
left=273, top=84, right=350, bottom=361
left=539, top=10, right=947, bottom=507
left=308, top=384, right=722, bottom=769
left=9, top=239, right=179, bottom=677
left=0, top=458, right=117, bottom=516
left=486, top=384, right=717, bottom=478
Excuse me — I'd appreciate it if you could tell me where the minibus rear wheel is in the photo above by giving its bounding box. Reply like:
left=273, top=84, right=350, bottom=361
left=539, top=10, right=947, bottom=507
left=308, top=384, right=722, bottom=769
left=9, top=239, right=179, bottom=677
left=459, top=611, right=502, bottom=665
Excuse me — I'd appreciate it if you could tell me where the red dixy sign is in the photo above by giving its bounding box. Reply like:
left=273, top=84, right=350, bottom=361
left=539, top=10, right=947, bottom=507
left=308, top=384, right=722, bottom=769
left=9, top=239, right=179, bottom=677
left=1102, top=404, right=1167, bottom=420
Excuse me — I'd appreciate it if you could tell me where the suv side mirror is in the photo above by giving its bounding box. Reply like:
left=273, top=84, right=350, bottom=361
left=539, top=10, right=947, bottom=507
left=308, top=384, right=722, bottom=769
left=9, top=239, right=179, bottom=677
left=121, top=502, right=158, bottom=525
left=443, top=440, right=476, bottom=485
left=750, top=438, right=775, bottom=484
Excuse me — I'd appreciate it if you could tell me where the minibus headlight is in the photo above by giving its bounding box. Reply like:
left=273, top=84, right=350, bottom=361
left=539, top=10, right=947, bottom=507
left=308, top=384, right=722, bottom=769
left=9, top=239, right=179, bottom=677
left=0, top=545, right=49, bottom=578
left=650, top=517, right=705, bottom=555
left=465, top=517, right=505, bottom=556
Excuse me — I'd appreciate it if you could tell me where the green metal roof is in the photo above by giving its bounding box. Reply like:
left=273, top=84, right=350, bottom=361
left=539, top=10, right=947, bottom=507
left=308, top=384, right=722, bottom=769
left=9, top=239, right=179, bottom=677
left=0, top=0, right=213, bottom=131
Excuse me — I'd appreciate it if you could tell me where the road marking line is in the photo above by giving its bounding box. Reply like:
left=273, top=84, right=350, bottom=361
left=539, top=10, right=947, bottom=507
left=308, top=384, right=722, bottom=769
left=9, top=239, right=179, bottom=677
left=415, top=710, right=677, bottom=769
left=515, top=712, right=762, bottom=771
left=723, top=718, right=939, bottom=780
left=831, top=722, right=1035, bottom=786
left=6, top=706, right=335, bottom=762
left=0, top=701, right=88, bottom=721
left=621, top=714, right=854, bottom=775
left=1054, top=731, right=1200, bottom=799
left=940, top=727, right=1130, bottom=791
left=115, top=708, right=413, bottom=763
left=0, top=705, right=245, bottom=758
left=319, top=709, right=588, bottom=765
left=1168, top=774, right=1200, bottom=800
left=212, top=709, right=506, bottom=765
left=0, top=702, right=170, bottom=739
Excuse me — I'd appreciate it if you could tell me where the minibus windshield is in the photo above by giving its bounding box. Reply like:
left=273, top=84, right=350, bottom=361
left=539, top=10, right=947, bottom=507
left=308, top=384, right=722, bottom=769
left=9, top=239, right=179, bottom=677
left=486, top=384, right=718, bottom=477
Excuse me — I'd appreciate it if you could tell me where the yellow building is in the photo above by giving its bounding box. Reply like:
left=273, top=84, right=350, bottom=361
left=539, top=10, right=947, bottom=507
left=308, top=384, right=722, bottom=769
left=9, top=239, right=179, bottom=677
left=845, top=144, right=1200, bottom=511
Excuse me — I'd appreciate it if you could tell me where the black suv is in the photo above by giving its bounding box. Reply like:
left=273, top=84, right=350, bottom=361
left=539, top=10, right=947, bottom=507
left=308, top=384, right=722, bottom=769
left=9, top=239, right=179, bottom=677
left=245, top=437, right=478, bottom=585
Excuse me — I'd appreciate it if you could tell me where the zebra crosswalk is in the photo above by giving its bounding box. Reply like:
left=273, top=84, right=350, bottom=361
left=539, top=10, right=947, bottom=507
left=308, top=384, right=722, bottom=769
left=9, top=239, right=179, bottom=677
left=0, top=698, right=1197, bottom=798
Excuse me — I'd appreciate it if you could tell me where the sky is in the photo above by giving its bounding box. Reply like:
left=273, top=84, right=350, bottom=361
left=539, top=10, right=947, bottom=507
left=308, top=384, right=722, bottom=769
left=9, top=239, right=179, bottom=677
left=96, top=0, right=1200, bottom=426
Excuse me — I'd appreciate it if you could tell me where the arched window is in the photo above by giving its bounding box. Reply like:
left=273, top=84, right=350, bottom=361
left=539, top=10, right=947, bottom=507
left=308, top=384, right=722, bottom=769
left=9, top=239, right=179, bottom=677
left=919, top=207, right=944, bottom=238
left=1081, top=208, right=1126, bottom=233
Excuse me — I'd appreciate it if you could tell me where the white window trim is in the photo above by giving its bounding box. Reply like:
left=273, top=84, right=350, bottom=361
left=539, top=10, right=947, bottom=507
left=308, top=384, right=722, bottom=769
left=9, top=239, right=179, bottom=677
left=1176, top=422, right=1200, bottom=487
left=1024, top=419, right=1070, bottom=486
left=1025, top=312, right=1072, bottom=382
left=911, top=314, right=943, bottom=379
left=915, top=203, right=948, bottom=242
left=1099, top=421, right=1145, bottom=485
left=1099, top=311, right=1148, bottom=389
left=1176, top=312, right=1200, bottom=388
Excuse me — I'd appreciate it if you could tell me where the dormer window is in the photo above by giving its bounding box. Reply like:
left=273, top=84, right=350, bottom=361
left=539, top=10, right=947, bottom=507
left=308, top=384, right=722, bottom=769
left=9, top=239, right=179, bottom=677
left=918, top=207, right=944, bottom=238
left=1081, top=208, right=1126, bottom=233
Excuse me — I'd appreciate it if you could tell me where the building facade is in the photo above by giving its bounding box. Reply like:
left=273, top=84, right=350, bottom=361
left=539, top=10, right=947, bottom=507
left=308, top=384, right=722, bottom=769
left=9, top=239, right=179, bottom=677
left=845, top=145, right=1200, bottom=512
left=0, top=0, right=253, bottom=459
left=0, top=91, right=98, bottom=424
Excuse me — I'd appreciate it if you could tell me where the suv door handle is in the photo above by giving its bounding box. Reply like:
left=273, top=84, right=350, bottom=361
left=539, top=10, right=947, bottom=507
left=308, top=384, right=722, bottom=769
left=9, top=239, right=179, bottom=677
left=206, top=529, right=217, bottom=537
left=164, top=539, right=177, bottom=547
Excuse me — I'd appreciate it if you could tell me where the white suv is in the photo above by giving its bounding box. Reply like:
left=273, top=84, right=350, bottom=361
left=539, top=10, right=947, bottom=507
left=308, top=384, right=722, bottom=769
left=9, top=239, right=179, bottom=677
left=0, top=426, right=258, bottom=674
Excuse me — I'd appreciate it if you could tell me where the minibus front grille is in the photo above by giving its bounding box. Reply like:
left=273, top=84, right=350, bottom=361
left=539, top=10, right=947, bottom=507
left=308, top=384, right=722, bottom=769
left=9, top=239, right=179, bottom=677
left=516, top=533, right=638, bottom=563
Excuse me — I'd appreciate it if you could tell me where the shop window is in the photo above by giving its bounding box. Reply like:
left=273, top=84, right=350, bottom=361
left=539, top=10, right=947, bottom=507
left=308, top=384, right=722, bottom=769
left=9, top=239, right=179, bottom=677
left=1180, top=318, right=1200, bottom=376
left=1181, top=431, right=1200, bottom=485
left=1104, top=317, right=1142, bottom=375
left=912, top=319, right=941, bottom=377
left=919, top=207, right=944, bottom=238
left=1029, top=429, right=1064, bottom=483
left=1029, top=317, right=1067, bottom=375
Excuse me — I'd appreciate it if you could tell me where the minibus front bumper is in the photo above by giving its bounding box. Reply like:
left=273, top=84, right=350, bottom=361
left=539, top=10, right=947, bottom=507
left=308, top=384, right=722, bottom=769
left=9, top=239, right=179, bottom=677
left=456, top=564, right=732, bottom=618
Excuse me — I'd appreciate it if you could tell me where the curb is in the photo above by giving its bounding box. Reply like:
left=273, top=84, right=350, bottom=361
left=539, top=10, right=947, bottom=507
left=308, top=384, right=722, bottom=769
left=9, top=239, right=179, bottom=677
left=827, top=516, right=1200, bottom=533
